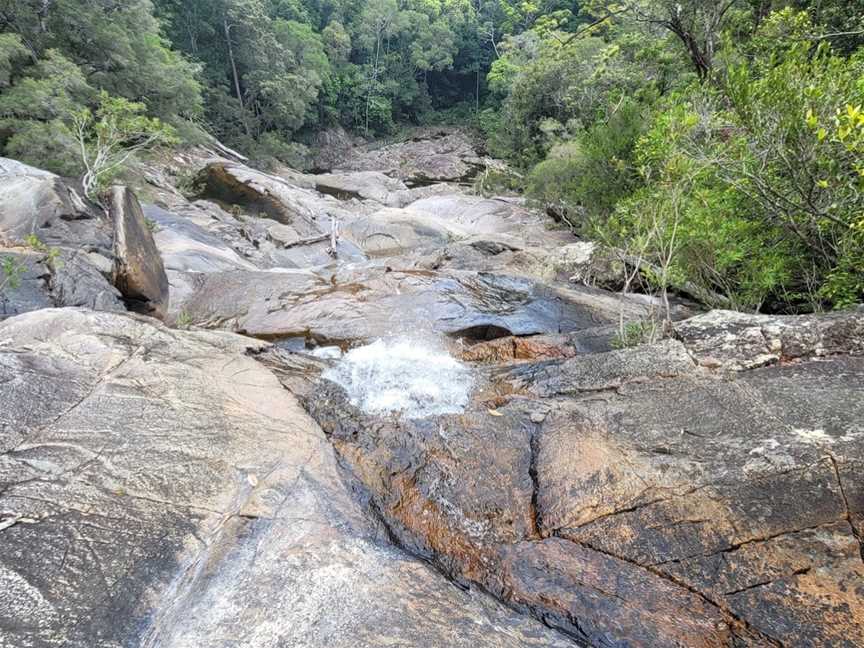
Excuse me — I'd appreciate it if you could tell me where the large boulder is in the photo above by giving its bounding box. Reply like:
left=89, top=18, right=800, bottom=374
left=313, top=171, right=410, bottom=206
left=0, top=160, right=126, bottom=318
left=335, top=129, right=487, bottom=185
left=0, top=158, right=112, bottom=253
left=676, top=308, right=864, bottom=370
left=298, top=309, right=864, bottom=647
left=0, top=308, right=572, bottom=648
left=109, top=187, right=170, bottom=318
left=144, top=203, right=257, bottom=274
left=310, top=126, right=363, bottom=172
left=0, top=251, right=54, bottom=319
left=193, top=161, right=348, bottom=238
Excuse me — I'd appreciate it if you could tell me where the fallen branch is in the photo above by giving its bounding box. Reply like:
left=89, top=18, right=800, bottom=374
left=281, top=233, right=330, bottom=249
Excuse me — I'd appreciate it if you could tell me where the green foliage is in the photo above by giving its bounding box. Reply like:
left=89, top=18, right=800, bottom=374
left=245, top=133, right=311, bottom=170
left=0, top=33, right=28, bottom=87
left=527, top=99, right=646, bottom=226
left=0, top=255, right=25, bottom=300
left=486, top=27, right=685, bottom=166
left=0, top=0, right=203, bottom=120
left=175, top=310, right=194, bottom=329
left=70, top=91, right=178, bottom=197
left=473, top=166, right=525, bottom=197
left=0, top=1, right=198, bottom=169
left=0, top=49, right=94, bottom=174
left=24, top=235, right=62, bottom=270
left=4, top=118, right=82, bottom=176
left=487, top=3, right=864, bottom=313
left=612, top=320, right=663, bottom=349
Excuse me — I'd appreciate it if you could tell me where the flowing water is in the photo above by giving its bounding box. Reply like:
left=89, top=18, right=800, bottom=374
left=323, top=338, right=474, bottom=419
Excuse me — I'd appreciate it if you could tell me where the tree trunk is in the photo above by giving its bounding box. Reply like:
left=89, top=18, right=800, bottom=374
left=666, top=19, right=712, bottom=82
left=37, top=0, right=54, bottom=32
left=223, top=19, right=249, bottom=136
left=366, top=28, right=383, bottom=137
left=224, top=20, right=242, bottom=105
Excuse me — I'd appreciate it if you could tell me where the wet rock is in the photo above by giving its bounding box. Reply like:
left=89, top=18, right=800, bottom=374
left=499, top=539, right=742, bottom=648
left=172, top=265, right=645, bottom=344
left=459, top=335, right=578, bottom=363
left=536, top=355, right=864, bottom=646
left=297, top=310, right=864, bottom=647
left=493, top=339, right=696, bottom=397
left=299, top=376, right=762, bottom=647
left=0, top=308, right=573, bottom=648
left=303, top=385, right=541, bottom=572
left=108, top=187, right=169, bottom=318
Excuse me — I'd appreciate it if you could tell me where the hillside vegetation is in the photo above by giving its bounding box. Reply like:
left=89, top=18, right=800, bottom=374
left=0, top=0, right=862, bottom=311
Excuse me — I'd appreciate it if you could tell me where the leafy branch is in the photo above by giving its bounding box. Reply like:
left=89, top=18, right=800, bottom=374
left=69, top=90, right=178, bottom=199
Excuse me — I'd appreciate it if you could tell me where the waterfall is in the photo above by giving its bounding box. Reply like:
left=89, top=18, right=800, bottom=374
left=323, top=338, right=473, bottom=419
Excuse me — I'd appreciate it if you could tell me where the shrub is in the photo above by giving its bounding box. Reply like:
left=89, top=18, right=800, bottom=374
left=526, top=99, right=646, bottom=227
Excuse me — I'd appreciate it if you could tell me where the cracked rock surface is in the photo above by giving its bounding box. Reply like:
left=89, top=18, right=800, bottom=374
left=0, top=308, right=573, bottom=648
left=3, top=131, right=864, bottom=648
left=299, top=310, right=864, bottom=647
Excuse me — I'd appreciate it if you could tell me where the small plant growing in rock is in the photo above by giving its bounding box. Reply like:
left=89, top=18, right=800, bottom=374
left=144, top=218, right=160, bottom=233
left=175, top=311, right=194, bottom=330
left=0, top=256, right=26, bottom=302
left=24, top=235, right=63, bottom=271
left=612, top=320, right=663, bottom=350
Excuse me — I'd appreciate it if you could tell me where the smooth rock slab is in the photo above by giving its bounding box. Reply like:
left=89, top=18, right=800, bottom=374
left=171, top=265, right=644, bottom=344
left=145, top=203, right=257, bottom=274
left=0, top=309, right=574, bottom=648
left=334, top=129, right=486, bottom=185
left=194, top=162, right=344, bottom=238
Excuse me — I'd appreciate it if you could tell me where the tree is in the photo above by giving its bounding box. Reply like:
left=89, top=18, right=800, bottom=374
left=581, top=0, right=744, bottom=81
left=0, top=46, right=94, bottom=174
left=357, top=0, right=401, bottom=135
left=0, top=0, right=203, bottom=120
left=70, top=91, right=178, bottom=198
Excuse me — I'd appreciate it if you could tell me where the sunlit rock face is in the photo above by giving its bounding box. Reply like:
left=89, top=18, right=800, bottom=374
left=323, top=339, right=474, bottom=419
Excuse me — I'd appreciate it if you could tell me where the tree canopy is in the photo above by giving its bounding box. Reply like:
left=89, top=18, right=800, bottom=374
left=0, top=0, right=862, bottom=311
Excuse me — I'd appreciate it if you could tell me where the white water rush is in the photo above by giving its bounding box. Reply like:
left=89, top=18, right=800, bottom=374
left=323, top=339, right=474, bottom=419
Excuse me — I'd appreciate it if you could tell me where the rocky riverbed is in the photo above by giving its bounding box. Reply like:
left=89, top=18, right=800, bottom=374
left=1, top=129, right=862, bottom=647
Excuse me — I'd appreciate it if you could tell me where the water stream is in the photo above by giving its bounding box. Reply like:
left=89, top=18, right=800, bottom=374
left=323, top=338, right=474, bottom=419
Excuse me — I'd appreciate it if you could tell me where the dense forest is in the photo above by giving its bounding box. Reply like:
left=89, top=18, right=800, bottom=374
left=0, top=0, right=862, bottom=312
